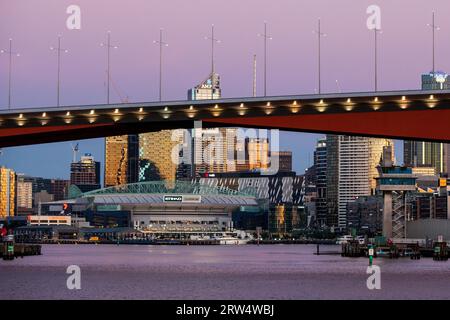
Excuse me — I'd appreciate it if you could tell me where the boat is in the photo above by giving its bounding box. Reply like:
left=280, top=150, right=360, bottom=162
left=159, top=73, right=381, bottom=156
left=215, top=236, right=249, bottom=245
left=213, top=231, right=252, bottom=245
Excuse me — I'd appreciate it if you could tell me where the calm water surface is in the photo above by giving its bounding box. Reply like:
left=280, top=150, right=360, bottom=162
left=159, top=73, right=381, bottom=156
left=0, top=244, right=449, bottom=299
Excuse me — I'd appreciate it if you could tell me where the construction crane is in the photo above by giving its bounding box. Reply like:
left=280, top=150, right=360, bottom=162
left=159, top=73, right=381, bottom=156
left=108, top=72, right=130, bottom=103
left=71, top=143, right=79, bottom=163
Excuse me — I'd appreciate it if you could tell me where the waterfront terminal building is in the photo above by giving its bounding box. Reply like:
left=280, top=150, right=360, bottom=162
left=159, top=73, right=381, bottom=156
left=39, top=181, right=259, bottom=237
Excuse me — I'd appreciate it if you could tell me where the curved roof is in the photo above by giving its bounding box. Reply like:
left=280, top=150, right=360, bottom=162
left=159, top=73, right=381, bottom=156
left=82, top=181, right=256, bottom=198
left=87, top=194, right=258, bottom=206
left=80, top=181, right=258, bottom=207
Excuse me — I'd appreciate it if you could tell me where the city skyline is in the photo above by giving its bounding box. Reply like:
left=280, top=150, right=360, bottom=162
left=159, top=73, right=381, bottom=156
left=2, top=0, right=450, bottom=178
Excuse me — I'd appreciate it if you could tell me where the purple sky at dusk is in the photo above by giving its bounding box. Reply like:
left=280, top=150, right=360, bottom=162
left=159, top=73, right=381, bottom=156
left=1, top=0, right=448, bottom=179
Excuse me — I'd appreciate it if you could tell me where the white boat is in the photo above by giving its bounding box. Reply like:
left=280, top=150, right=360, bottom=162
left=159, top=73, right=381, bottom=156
left=214, top=231, right=252, bottom=245
left=216, top=236, right=250, bottom=245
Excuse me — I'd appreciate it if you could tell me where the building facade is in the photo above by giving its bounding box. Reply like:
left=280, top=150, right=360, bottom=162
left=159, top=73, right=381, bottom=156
left=271, top=151, right=293, bottom=172
left=187, top=72, right=221, bottom=100
left=314, top=139, right=327, bottom=226
left=346, top=196, right=383, bottom=235
left=0, top=167, right=15, bottom=217
left=326, top=135, right=393, bottom=228
left=404, top=140, right=447, bottom=175
left=16, top=175, right=33, bottom=212
left=139, top=130, right=183, bottom=182
left=105, top=135, right=139, bottom=187
left=70, top=154, right=101, bottom=193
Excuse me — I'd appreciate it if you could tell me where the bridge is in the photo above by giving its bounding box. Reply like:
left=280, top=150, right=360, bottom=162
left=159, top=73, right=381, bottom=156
left=1, top=89, right=450, bottom=147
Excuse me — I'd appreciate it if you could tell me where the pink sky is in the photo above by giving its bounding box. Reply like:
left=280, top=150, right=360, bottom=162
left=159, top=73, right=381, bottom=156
left=1, top=0, right=448, bottom=107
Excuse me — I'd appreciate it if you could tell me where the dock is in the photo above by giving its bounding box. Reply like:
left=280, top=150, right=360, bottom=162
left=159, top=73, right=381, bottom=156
left=340, top=240, right=448, bottom=260
left=1, top=243, right=41, bottom=260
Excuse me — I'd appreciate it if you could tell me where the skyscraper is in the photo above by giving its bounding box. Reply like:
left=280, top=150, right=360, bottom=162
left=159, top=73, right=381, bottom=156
left=139, top=130, right=184, bottom=182
left=247, top=138, right=269, bottom=171
left=105, top=135, right=139, bottom=187
left=0, top=167, right=15, bottom=217
left=192, top=127, right=239, bottom=175
left=16, top=174, right=33, bottom=212
left=70, top=154, right=101, bottom=193
left=422, top=71, right=450, bottom=90
left=404, top=72, right=450, bottom=175
left=187, top=72, right=221, bottom=100
left=404, top=140, right=447, bottom=175
left=326, top=135, right=393, bottom=228
left=314, top=139, right=327, bottom=226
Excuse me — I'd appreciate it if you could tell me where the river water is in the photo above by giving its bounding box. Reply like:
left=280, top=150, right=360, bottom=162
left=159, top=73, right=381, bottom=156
left=0, top=244, right=449, bottom=299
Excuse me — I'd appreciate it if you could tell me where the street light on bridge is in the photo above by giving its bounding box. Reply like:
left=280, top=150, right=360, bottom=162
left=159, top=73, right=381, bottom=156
left=427, top=12, right=440, bottom=75
left=313, top=19, right=326, bottom=95
left=50, top=35, right=69, bottom=107
left=371, top=28, right=382, bottom=92
left=205, top=24, right=221, bottom=100
left=258, top=21, right=272, bottom=97
left=100, top=31, right=119, bottom=104
left=1, top=39, right=21, bottom=110
left=153, top=29, right=169, bottom=102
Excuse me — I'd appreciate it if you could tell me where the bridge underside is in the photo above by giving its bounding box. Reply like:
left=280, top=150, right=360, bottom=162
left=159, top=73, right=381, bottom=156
left=203, top=108, right=450, bottom=142
left=1, top=90, right=450, bottom=147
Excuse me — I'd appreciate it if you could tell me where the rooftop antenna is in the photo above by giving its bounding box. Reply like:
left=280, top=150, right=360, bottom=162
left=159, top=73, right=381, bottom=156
left=253, top=54, right=257, bottom=97
left=71, top=143, right=79, bottom=163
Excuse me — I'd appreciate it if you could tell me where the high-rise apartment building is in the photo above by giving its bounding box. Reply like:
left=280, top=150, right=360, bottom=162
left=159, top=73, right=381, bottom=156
left=70, top=154, right=101, bottom=193
left=314, top=139, right=327, bottom=226
left=326, top=135, right=393, bottom=228
left=16, top=174, right=33, bottom=210
left=0, top=167, right=15, bottom=217
left=105, top=135, right=139, bottom=187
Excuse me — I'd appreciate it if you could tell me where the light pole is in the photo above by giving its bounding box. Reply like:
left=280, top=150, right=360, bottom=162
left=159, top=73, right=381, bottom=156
left=373, top=28, right=382, bottom=92
left=1, top=39, right=20, bottom=109
left=253, top=54, right=257, bottom=97
left=314, top=19, right=326, bottom=94
left=258, top=22, right=272, bottom=97
left=205, top=24, right=221, bottom=99
left=153, top=29, right=168, bottom=102
left=100, top=31, right=118, bottom=104
left=427, top=12, right=440, bottom=75
left=50, top=35, right=69, bottom=107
